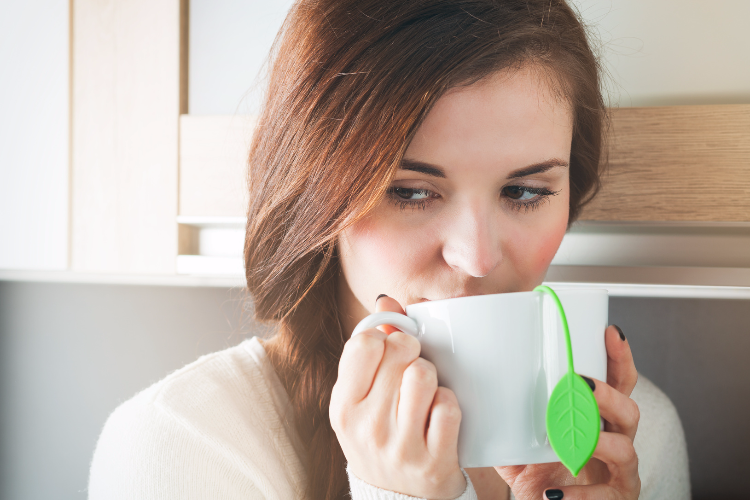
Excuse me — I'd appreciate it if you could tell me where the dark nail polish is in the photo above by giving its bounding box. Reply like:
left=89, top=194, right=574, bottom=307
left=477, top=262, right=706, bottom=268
left=614, top=324, right=626, bottom=341
left=581, top=375, right=595, bottom=392
left=545, top=489, right=564, bottom=500
left=376, top=294, right=388, bottom=302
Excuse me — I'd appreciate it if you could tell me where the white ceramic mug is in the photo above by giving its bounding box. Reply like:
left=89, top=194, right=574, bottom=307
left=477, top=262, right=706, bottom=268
left=351, top=287, right=608, bottom=467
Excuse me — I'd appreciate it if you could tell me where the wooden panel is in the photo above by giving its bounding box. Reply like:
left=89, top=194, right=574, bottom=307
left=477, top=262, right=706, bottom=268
left=179, top=115, right=255, bottom=217
left=580, top=105, right=750, bottom=222
left=72, top=0, right=183, bottom=273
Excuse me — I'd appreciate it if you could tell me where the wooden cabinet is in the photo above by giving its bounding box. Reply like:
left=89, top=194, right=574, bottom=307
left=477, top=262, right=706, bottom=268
left=581, top=105, right=750, bottom=222
left=3, top=0, right=750, bottom=297
left=71, top=0, right=186, bottom=274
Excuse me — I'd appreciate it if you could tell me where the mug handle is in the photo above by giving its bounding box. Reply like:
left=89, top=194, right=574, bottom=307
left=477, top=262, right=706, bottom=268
left=351, top=312, right=419, bottom=337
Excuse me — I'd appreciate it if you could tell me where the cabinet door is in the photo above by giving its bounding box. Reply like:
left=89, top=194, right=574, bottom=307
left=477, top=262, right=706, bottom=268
left=71, top=0, right=183, bottom=274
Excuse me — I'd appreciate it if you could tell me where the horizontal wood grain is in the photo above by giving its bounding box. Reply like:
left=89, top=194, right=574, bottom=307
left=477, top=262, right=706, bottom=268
left=580, top=104, right=750, bottom=222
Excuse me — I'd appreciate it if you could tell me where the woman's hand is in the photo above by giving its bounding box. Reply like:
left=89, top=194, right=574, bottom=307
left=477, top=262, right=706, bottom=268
left=330, top=296, right=467, bottom=500
left=494, top=325, right=641, bottom=500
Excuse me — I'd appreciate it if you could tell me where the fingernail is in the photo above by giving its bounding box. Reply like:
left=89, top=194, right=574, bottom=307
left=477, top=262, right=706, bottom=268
left=376, top=294, right=388, bottom=303
left=545, top=489, right=564, bottom=500
left=581, top=375, right=595, bottom=392
left=613, top=324, right=626, bottom=341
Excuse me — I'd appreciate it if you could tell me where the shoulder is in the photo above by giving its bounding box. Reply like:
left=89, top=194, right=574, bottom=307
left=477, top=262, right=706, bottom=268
left=88, top=337, right=307, bottom=500
left=629, top=375, right=691, bottom=499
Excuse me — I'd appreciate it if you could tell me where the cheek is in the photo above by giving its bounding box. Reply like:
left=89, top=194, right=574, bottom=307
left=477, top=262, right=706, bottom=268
left=340, top=214, right=436, bottom=297
left=347, top=219, right=407, bottom=270
left=529, top=184, right=570, bottom=273
left=526, top=214, right=568, bottom=277
left=506, top=199, right=569, bottom=282
left=533, top=227, right=566, bottom=270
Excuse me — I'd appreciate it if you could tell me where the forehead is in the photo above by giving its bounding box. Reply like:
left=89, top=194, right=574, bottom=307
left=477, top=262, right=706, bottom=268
left=404, top=66, right=573, bottom=173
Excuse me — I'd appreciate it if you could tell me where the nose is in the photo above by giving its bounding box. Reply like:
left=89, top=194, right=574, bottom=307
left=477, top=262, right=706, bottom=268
left=441, top=202, right=502, bottom=278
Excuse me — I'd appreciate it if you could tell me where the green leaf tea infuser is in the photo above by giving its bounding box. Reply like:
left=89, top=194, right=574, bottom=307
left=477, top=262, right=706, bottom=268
left=534, top=285, right=600, bottom=477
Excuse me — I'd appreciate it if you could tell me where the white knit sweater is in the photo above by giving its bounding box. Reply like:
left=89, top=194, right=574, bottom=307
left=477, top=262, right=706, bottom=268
left=88, top=336, right=690, bottom=499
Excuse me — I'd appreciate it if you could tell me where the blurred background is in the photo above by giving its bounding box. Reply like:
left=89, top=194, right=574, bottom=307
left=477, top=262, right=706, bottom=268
left=1, top=1, right=749, bottom=499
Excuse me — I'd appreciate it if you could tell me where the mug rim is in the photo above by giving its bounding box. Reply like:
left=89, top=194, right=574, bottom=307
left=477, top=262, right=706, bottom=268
left=405, top=287, right=608, bottom=311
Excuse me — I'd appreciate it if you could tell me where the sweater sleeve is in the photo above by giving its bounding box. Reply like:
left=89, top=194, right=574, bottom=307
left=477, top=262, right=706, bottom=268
left=630, top=375, right=691, bottom=500
left=346, top=464, right=479, bottom=500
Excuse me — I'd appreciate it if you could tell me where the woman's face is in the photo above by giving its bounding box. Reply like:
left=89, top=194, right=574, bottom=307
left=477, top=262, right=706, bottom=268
left=337, top=66, right=572, bottom=331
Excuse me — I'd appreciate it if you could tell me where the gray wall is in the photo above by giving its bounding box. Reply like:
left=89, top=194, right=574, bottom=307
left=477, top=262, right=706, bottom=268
left=610, top=297, right=750, bottom=500
left=0, top=282, right=264, bottom=500
left=1, top=281, right=748, bottom=499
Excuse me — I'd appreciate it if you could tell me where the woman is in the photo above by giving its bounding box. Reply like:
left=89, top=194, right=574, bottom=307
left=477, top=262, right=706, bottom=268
left=89, top=1, right=690, bottom=499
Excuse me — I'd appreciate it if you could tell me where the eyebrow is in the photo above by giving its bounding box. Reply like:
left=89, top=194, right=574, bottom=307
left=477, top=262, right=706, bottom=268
left=400, top=158, right=569, bottom=179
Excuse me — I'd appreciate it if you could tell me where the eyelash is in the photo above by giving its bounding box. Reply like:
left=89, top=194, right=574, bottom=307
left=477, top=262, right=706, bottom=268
left=385, top=186, right=561, bottom=213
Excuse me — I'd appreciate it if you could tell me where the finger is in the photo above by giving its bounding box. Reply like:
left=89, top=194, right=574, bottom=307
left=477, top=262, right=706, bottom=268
left=582, top=376, right=640, bottom=441
left=367, top=330, right=422, bottom=414
left=544, top=484, right=622, bottom=500
left=335, top=328, right=388, bottom=403
left=425, top=387, right=462, bottom=458
left=591, top=432, right=640, bottom=492
left=336, top=293, right=405, bottom=402
left=605, top=325, right=638, bottom=397
left=397, top=357, right=438, bottom=447
left=375, top=294, right=407, bottom=334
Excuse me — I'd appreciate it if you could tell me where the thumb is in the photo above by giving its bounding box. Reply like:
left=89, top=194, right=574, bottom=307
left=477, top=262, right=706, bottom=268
left=374, top=294, right=406, bottom=335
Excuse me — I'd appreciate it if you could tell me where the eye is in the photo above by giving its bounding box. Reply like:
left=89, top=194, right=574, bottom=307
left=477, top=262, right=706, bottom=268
left=503, top=186, right=537, bottom=201
left=385, top=186, right=436, bottom=211
left=390, top=187, right=432, bottom=201
left=501, top=185, right=561, bottom=213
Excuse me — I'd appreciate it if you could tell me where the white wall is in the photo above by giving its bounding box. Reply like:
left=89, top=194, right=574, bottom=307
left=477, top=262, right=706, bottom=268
left=189, top=0, right=297, bottom=115
left=571, top=0, right=750, bottom=106
left=0, top=1, right=69, bottom=270
left=189, top=0, right=750, bottom=114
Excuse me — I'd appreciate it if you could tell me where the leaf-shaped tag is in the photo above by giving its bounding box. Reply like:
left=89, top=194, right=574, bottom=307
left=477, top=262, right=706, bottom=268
left=534, top=285, right=600, bottom=477
left=546, top=372, right=600, bottom=476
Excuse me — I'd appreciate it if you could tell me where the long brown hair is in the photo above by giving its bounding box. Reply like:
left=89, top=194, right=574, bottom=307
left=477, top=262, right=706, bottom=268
left=244, top=1, right=606, bottom=498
